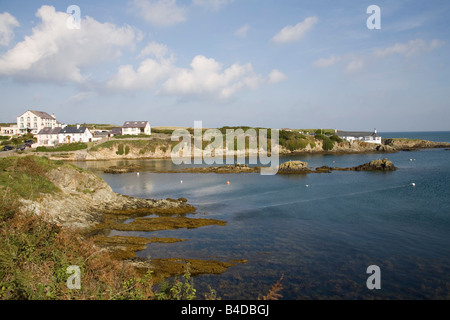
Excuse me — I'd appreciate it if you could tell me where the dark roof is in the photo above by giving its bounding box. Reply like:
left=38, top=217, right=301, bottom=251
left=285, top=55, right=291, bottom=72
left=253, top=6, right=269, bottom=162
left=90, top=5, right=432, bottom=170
left=110, top=127, right=122, bottom=134
left=30, top=111, right=55, bottom=120
left=122, top=121, right=148, bottom=128
left=37, top=127, right=62, bottom=135
left=60, top=126, right=88, bottom=134
left=337, top=131, right=380, bottom=138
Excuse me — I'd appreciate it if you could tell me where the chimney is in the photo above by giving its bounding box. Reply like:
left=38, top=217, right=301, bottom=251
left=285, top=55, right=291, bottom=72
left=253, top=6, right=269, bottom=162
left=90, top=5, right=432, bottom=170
left=76, top=124, right=80, bottom=130
left=374, top=128, right=377, bottom=134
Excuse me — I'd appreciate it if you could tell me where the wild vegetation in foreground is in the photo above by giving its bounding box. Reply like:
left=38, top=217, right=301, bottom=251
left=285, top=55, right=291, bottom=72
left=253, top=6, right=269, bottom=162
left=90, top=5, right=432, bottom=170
left=0, top=156, right=283, bottom=300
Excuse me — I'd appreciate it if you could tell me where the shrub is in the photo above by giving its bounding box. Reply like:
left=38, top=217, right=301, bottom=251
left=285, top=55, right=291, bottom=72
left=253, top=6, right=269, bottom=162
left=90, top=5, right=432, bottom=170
left=116, top=144, right=124, bottom=155
left=330, top=135, right=343, bottom=143
left=322, top=137, right=334, bottom=151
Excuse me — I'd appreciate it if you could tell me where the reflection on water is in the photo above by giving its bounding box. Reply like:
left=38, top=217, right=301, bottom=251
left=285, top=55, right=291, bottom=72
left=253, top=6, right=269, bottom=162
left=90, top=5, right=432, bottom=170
left=75, top=145, right=450, bottom=299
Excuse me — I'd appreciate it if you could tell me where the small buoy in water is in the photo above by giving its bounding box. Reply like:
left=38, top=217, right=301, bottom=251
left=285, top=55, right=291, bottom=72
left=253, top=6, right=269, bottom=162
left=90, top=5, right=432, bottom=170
left=411, top=183, right=416, bottom=187
left=227, top=181, right=230, bottom=185
left=137, top=172, right=140, bottom=176
left=306, top=185, right=309, bottom=188
left=180, top=180, right=183, bottom=184
left=410, top=159, right=413, bottom=162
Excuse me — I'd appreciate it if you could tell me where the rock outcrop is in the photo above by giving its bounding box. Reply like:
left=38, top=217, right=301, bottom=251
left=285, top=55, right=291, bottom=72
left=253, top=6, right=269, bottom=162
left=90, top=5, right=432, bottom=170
left=331, top=158, right=397, bottom=172
left=354, top=158, right=397, bottom=171
left=20, top=164, right=195, bottom=230
left=277, top=161, right=312, bottom=174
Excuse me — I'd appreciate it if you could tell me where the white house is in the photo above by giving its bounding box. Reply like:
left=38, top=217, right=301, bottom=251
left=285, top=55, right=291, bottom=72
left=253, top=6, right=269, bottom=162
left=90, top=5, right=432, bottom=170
left=0, top=124, right=20, bottom=136
left=58, top=125, right=93, bottom=144
left=336, top=129, right=382, bottom=144
left=121, top=121, right=151, bottom=135
left=17, top=110, right=60, bottom=134
left=36, top=125, right=93, bottom=146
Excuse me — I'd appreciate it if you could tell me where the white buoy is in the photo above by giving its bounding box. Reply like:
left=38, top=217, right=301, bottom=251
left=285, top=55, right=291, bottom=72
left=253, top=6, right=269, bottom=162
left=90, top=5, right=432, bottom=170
left=410, top=159, right=413, bottom=162
left=137, top=172, right=140, bottom=176
left=306, top=185, right=309, bottom=188
left=411, top=183, right=416, bottom=187
left=180, top=180, right=183, bottom=184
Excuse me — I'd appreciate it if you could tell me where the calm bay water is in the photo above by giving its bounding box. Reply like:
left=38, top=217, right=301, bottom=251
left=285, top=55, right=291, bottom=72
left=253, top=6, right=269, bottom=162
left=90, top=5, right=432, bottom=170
left=76, top=132, right=450, bottom=299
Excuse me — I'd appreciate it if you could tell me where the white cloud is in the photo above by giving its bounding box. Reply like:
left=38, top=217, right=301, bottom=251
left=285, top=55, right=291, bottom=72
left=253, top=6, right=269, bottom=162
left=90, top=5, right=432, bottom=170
left=268, top=69, right=287, bottom=84
left=0, top=12, right=19, bottom=46
left=138, top=41, right=170, bottom=59
left=132, top=0, right=187, bottom=27
left=344, top=59, right=364, bottom=74
left=374, top=39, right=445, bottom=58
left=235, top=24, right=250, bottom=38
left=313, top=55, right=340, bottom=68
left=193, top=0, right=235, bottom=11
left=67, top=91, right=94, bottom=104
left=107, top=57, right=174, bottom=91
left=272, top=16, right=318, bottom=44
left=0, top=6, right=139, bottom=83
left=160, top=55, right=263, bottom=99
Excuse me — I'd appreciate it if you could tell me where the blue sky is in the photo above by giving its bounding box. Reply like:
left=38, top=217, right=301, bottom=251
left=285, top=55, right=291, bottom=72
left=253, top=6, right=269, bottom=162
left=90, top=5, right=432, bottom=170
left=0, top=0, right=449, bottom=131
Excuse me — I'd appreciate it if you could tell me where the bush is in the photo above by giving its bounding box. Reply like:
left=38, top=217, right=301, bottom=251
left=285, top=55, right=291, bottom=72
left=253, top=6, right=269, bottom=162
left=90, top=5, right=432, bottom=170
left=116, top=144, right=124, bottom=155
left=330, top=135, right=343, bottom=143
left=322, top=137, right=334, bottom=151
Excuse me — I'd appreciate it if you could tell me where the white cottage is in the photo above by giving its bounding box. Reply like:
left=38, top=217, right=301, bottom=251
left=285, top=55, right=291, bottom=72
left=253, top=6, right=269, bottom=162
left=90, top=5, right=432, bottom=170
left=36, top=125, right=93, bottom=146
left=336, top=129, right=382, bottom=144
left=121, top=121, right=151, bottom=136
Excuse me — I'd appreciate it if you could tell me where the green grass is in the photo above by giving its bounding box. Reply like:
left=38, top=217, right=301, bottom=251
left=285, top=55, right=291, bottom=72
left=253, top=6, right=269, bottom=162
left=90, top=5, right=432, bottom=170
left=35, top=143, right=88, bottom=153
left=91, top=139, right=170, bottom=154
left=0, top=156, right=61, bottom=200
left=112, top=134, right=152, bottom=139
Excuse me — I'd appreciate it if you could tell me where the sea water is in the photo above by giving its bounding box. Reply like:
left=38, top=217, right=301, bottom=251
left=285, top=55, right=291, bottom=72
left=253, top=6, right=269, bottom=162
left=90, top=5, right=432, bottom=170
left=79, top=132, right=450, bottom=299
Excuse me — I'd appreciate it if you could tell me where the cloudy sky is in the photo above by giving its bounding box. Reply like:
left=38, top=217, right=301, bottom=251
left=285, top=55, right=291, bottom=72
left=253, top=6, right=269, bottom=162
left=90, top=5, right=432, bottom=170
left=0, top=0, right=449, bottom=131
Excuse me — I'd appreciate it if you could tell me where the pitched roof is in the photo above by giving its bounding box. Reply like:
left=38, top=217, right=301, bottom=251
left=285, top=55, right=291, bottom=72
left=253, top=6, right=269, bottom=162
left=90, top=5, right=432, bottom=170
left=122, top=121, right=148, bottom=128
left=60, top=126, right=88, bottom=134
left=37, top=127, right=62, bottom=135
left=337, top=131, right=380, bottom=138
left=110, top=127, right=122, bottom=134
left=30, top=111, right=55, bottom=119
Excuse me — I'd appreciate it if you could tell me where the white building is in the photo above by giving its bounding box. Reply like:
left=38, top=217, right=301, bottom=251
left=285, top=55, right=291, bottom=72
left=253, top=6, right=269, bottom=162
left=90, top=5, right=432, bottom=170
left=36, top=125, right=93, bottom=146
left=58, top=125, right=93, bottom=144
left=0, top=124, right=19, bottom=136
left=336, top=129, right=382, bottom=144
left=17, top=110, right=60, bottom=134
left=121, top=121, right=151, bottom=135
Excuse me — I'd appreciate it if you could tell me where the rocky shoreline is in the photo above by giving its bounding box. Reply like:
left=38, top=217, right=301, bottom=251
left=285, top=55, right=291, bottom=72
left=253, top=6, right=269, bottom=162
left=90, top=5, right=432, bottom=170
left=17, top=137, right=450, bottom=162
left=16, top=159, right=242, bottom=282
left=100, top=158, right=397, bottom=175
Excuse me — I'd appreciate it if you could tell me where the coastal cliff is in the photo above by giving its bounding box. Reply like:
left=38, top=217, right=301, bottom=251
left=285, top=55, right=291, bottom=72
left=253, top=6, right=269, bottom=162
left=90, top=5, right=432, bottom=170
left=35, top=135, right=450, bottom=162
left=1, top=156, right=194, bottom=230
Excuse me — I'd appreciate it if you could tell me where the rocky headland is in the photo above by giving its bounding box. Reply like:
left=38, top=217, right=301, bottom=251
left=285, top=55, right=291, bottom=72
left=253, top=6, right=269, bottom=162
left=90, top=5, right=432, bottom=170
left=24, top=136, right=450, bottom=162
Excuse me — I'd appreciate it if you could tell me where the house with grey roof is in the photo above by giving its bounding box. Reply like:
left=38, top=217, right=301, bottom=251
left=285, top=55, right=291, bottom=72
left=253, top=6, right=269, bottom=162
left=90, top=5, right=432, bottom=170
left=121, top=121, right=151, bottom=135
left=36, top=125, right=93, bottom=146
left=336, top=129, right=382, bottom=144
left=17, top=110, right=61, bottom=134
